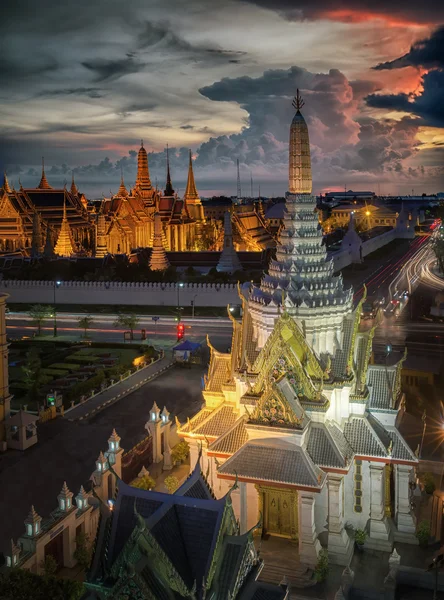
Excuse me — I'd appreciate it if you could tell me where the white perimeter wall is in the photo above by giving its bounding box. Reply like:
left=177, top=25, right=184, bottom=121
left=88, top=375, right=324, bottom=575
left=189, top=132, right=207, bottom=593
left=0, top=280, right=241, bottom=307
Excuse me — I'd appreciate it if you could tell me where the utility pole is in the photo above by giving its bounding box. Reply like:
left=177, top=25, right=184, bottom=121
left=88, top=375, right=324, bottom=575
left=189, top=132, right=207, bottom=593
left=237, top=159, right=242, bottom=202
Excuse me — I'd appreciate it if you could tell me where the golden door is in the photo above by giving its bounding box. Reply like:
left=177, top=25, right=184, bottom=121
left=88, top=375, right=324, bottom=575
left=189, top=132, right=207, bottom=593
left=265, top=491, right=292, bottom=537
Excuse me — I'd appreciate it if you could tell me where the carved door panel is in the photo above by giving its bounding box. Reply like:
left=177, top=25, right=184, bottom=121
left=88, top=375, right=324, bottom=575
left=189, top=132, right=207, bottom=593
left=267, top=493, right=280, bottom=534
left=265, top=490, right=293, bottom=537
left=279, top=497, right=292, bottom=537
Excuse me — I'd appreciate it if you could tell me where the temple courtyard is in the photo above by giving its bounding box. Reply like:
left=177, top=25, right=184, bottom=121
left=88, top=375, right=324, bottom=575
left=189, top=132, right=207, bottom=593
left=0, top=364, right=206, bottom=557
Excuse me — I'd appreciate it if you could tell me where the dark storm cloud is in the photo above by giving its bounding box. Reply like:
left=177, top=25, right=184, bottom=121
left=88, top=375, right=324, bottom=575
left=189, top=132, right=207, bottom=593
left=241, top=0, right=444, bottom=23
left=37, top=87, right=104, bottom=98
left=367, top=70, right=444, bottom=127
left=374, top=26, right=444, bottom=70
left=82, top=57, right=145, bottom=82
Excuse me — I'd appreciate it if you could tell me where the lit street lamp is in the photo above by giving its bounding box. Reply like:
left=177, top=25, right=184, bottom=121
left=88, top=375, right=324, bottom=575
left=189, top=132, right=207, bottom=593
left=177, top=282, right=184, bottom=322
left=53, top=280, right=61, bottom=337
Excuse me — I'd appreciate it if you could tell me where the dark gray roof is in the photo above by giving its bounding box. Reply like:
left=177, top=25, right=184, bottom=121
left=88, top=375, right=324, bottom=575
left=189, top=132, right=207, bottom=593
left=327, top=422, right=354, bottom=462
left=367, top=365, right=396, bottom=410
left=216, top=536, right=249, bottom=600
left=176, top=462, right=214, bottom=500
left=368, top=414, right=417, bottom=462
left=219, top=440, right=324, bottom=488
left=208, top=418, right=248, bottom=456
left=306, top=423, right=346, bottom=468
left=343, top=417, right=386, bottom=457
left=331, top=314, right=354, bottom=378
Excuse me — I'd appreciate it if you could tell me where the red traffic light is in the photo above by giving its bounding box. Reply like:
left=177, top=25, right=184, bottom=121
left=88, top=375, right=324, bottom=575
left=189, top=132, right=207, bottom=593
left=177, top=323, right=185, bottom=340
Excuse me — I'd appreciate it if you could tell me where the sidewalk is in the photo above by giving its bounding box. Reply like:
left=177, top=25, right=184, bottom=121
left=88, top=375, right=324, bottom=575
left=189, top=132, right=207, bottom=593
left=66, top=355, right=174, bottom=421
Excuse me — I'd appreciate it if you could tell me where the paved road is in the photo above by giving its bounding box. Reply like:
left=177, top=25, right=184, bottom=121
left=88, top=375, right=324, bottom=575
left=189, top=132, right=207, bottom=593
left=65, top=354, right=174, bottom=421
left=0, top=364, right=206, bottom=556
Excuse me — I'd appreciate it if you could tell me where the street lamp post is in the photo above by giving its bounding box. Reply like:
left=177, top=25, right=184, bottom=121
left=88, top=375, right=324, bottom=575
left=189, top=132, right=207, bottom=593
left=177, top=282, right=184, bottom=321
left=191, top=294, right=198, bottom=318
left=53, top=281, right=61, bottom=337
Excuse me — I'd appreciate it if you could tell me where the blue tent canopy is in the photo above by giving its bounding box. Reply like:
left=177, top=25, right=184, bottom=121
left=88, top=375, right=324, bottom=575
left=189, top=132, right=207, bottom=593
left=173, top=340, right=201, bottom=352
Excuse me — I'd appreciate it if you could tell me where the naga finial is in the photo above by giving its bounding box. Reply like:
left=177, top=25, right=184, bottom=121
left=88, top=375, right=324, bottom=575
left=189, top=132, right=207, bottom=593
left=292, top=88, right=305, bottom=112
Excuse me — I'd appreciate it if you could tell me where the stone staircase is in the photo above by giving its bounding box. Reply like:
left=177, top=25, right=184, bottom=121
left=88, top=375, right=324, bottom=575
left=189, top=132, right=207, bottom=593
left=256, top=537, right=316, bottom=589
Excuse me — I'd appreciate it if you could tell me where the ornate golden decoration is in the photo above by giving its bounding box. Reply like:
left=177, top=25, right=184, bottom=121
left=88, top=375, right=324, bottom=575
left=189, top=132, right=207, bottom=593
left=385, top=464, right=392, bottom=517
left=256, top=484, right=299, bottom=540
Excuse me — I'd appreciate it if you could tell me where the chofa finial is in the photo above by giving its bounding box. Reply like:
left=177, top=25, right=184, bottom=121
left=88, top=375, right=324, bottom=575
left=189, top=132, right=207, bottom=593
left=292, top=88, right=305, bottom=111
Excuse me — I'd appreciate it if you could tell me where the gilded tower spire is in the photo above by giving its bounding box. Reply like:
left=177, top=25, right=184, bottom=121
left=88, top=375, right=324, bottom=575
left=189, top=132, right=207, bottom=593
left=164, top=144, right=174, bottom=196
left=38, top=157, right=52, bottom=190
left=135, top=140, right=152, bottom=192
left=184, top=150, right=199, bottom=201
left=117, top=168, right=128, bottom=197
left=70, top=172, right=78, bottom=196
left=149, top=212, right=170, bottom=271
left=289, top=89, right=312, bottom=195
left=54, top=196, right=75, bottom=257
left=2, top=173, right=11, bottom=194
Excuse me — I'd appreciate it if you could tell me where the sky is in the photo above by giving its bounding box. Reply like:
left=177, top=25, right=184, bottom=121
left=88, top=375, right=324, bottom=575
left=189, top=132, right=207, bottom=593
left=1, top=0, right=443, bottom=198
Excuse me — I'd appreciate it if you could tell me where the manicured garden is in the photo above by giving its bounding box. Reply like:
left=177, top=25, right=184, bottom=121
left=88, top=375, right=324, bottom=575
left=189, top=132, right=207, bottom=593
left=9, top=341, right=158, bottom=411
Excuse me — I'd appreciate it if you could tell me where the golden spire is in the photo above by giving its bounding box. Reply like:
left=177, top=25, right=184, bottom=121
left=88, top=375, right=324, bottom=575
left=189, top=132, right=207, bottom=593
left=2, top=172, right=11, bottom=194
left=292, top=88, right=305, bottom=112
left=54, top=195, right=75, bottom=257
left=70, top=172, right=78, bottom=196
left=164, top=144, right=174, bottom=196
left=183, top=149, right=199, bottom=202
left=117, top=168, right=128, bottom=197
left=135, top=140, right=152, bottom=192
left=38, top=157, right=52, bottom=190
left=289, top=90, right=312, bottom=195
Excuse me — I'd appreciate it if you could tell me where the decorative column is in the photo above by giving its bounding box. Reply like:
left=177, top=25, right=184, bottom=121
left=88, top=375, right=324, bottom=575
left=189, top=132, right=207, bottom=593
left=239, top=481, right=247, bottom=534
left=395, top=464, right=416, bottom=537
left=161, top=407, right=172, bottom=470
left=146, top=401, right=163, bottom=463
left=327, top=474, right=353, bottom=565
left=298, top=492, right=322, bottom=567
left=368, top=463, right=391, bottom=550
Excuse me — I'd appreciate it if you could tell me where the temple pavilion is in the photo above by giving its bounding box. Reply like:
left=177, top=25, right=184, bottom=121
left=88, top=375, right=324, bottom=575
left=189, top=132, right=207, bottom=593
left=86, top=460, right=288, bottom=600
left=177, top=90, right=418, bottom=568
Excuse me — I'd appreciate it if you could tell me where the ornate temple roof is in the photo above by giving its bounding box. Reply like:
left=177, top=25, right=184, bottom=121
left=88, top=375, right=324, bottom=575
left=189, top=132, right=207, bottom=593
left=87, top=462, right=279, bottom=600
left=218, top=438, right=326, bottom=490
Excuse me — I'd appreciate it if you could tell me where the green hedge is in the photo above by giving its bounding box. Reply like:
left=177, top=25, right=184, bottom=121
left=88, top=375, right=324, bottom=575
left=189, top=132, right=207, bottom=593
left=63, top=370, right=106, bottom=404
left=41, top=368, right=70, bottom=376
left=49, top=363, right=81, bottom=371
left=66, top=355, right=100, bottom=364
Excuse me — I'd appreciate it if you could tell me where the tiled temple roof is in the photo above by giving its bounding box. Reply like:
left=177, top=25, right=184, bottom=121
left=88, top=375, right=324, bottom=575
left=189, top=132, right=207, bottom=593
left=343, top=416, right=387, bottom=458
left=193, top=405, right=238, bottom=438
left=219, top=439, right=325, bottom=489
left=306, top=423, right=347, bottom=469
left=208, top=418, right=248, bottom=456
left=367, top=365, right=396, bottom=410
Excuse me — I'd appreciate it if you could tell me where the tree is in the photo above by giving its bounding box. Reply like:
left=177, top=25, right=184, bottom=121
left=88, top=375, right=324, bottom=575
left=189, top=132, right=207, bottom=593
left=77, top=315, right=94, bottom=338
left=28, top=304, right=51, bottom=336
left=73, top=532, right=91, bottom=569
left=21, top=347, right=42, bottom=402
left=114, top=313, right=140, bottom=340
left=0, top=569, right=84, bottom=600
left=132, top=474, right=156, bottom=490
left=42, top=555, right=58, bottom=579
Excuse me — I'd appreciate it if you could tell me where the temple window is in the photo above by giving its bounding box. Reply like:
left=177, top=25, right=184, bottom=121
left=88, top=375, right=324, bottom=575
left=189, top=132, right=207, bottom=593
left=35, top=522, right=39, bottom=534
left=354, top=460, right=363, bottom=513
left=60, top=499, right=65, bottom=510
left=6, top=557, right=11, bottom=567
left=26, top=524, right=32, bottom=536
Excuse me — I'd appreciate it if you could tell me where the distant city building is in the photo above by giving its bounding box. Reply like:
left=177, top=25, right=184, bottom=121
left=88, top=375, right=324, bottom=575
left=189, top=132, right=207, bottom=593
left=324, top=190, right=376, bottom=203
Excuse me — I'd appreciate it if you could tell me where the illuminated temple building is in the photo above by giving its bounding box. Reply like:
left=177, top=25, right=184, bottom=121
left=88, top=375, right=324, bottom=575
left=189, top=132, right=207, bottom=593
left=177, top=91, right=418, bottom=567
left=98, top=144, right=206, bottom=254
left=0, top=166, right=92, bottom=255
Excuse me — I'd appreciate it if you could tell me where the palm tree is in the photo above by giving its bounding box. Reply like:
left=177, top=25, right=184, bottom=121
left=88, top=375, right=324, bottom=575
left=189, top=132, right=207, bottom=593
left=77, top=315, right=94, bottom=338
left=114, top=314, right=140, bottom=340
left=28, top=304, right=51, bottom=336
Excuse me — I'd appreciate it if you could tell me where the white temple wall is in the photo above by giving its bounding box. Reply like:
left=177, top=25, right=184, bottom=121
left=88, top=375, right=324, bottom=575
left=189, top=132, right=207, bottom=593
left=314, top=482, right=328, bottom=535
left=0, top=280, right=240, bottom=307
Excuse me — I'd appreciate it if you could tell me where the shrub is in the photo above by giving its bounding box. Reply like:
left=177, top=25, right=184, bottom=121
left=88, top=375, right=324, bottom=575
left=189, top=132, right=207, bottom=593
left=42, top=555, right=58, bottom=578
left=423, top=472, right=436, bottom=495
left=314, top=549, right=329, bottom=583
left=416, top=520, right=430, bottom=547
left=164, top=475, right=180, bottom=494
left=49, top=363, right=81, bottom=371
left=131, top=474, right=156, bottom=491
left=354, top=528, right=367, bottom=545
left=171, top=440, right=190, bottom=464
